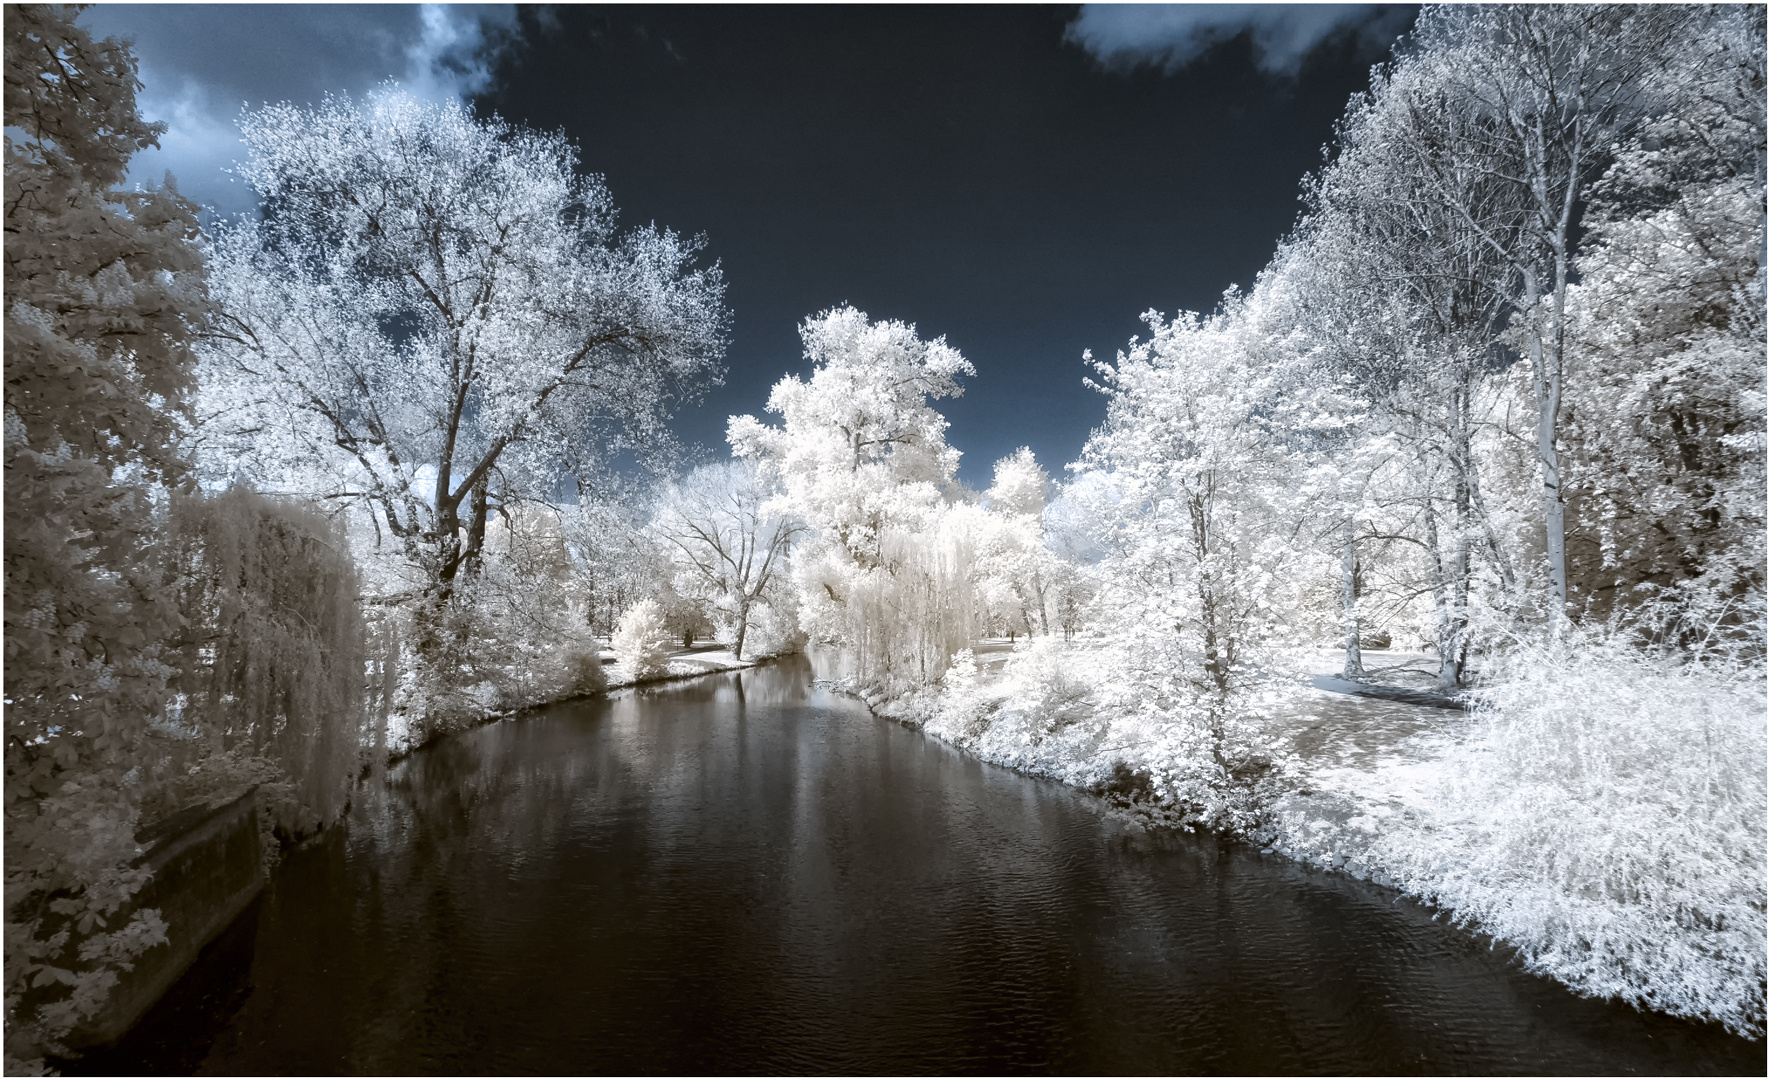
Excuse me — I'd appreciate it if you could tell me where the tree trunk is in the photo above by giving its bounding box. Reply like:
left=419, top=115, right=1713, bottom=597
left=435, top=503, right=462, bottom=588
left=1523, top=264, right=1569, bottom=614
left=1548, top=197, right=1573, bottom=616
left=1446, top=388, right=1473, bottom=690
left=1188, top=491, right=1232, bottom=707
left=1467, top=450, right=1516, bottom=594
left=1424, top=497, right=1462, bottom=689
left=1340, top=517, right=1364, bottom=680
left=461, top=478, right=490, bottom=579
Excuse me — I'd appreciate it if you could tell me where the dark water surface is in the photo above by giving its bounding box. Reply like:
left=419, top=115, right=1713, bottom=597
left=86, top=658, right=1761, bottom=1075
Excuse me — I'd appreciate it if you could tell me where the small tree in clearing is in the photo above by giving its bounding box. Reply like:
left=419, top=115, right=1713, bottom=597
left=651, top=460, right=803, bottom=661
left=612, top=599, right=671, bottom=680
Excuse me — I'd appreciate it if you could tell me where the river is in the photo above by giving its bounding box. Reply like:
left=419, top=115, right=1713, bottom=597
left=78, top=657, right=1761, bottom=1074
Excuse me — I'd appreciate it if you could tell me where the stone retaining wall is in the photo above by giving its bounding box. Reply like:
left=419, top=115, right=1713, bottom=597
left=69, top=787, right=265, bottom=1049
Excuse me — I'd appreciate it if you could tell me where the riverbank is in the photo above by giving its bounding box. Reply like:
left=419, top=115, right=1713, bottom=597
left=839, top=637, right=1767, bottom=1040
left=601, top=644, right=758, bottom=691
left=838, top=643, right=1456, bottom=865
left=377, top=641, right=777, bottom=762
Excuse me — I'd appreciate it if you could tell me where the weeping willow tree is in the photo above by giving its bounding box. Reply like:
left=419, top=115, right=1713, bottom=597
left=729, top=305, right=979, bottom=690
left=836, top=523, right=979, bottom=688
left=161, top=488, right=368, bottom=841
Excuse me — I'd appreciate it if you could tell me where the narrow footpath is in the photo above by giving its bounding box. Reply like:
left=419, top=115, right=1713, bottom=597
left=1253, top=650, right=1469, bottom=884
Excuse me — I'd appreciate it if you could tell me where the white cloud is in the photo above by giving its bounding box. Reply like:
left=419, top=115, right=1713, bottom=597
left=77, top=4, right=520, bottom=216
left=128, top=71, right=256, bottom=215
left=1065, top=4, right=1411, bottom=77
left=404, top=4, right=520, bottom=103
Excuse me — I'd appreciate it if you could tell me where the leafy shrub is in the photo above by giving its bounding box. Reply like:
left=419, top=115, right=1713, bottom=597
left=613, top=599, right=671, bottom=680
left=566, top=643, right=609, bottom=697
left=920, top=636, right=1292, bottom=830
left=1373, top=622, right=1767, bottom=1036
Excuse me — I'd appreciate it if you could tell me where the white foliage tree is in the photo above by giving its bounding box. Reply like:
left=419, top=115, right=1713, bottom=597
left=975, top=447, right=1060, bottom=637
left=612, top=598, right=670, bottom=680
left=730, top=305, right=977, bottom=684
left=1391, top=5, right=1691, bottom=613
left=196, top=87, right=728, bottom=601
left=559, top=489, right=668, bottom=639
left=1291, top=90, right=1530, bottom=685
left=650, top=460, right=803, bottom=660
left=1075, top=297, right=1312, bottom=814
left=4, top=9, right=202, bottom=1061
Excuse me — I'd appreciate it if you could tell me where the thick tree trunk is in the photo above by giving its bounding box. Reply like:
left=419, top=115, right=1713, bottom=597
left=435, top=504, right=462, bottom=587
left=1523, top=265, right=1569, bottom=614
left=461, top=478, right=490, bottom=579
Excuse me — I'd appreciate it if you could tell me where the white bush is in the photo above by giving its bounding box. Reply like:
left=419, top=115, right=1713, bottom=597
left=612, top=598, right=671, bottom=680
left=737, top=595, right=806, bottom=660
left=921, top=636, right=1293, bottom=828
left=1373, top=627, right=1767, bottom=1036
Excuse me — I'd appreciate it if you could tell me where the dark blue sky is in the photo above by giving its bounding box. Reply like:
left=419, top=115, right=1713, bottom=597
left=85, top=3, right=1416, bottom=488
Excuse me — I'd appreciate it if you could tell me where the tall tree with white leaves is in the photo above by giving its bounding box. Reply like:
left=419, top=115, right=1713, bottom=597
left=1078, top=299, right=1311, bottom=757
left=197, top=88, right=729, bottom=603
left=977, top=447, right=1060, bottom=638
left=1393, top=5, right=1690, bottom=616
left=730, top=305, right=976, bottom=682
left=4, top=5, right=207, bottom=1063
left=1295, top=60, right=1529, bottom=684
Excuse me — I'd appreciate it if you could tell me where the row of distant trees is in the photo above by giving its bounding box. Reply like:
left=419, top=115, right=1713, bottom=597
left=849, top=8, right=1761, bottom=1036
left=702, top=7, right=1763, bottom=883
left=733, top=5, right=1763, bottom=704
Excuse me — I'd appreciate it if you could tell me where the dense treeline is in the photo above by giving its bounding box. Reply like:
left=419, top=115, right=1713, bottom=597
left=4, top=4, right=1763, bottom=1067
left=723, top=4, right=1765, bottom=1034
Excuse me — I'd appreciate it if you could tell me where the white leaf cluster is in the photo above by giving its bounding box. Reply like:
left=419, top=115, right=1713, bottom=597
left=730, top=305, right=980, bottom=686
